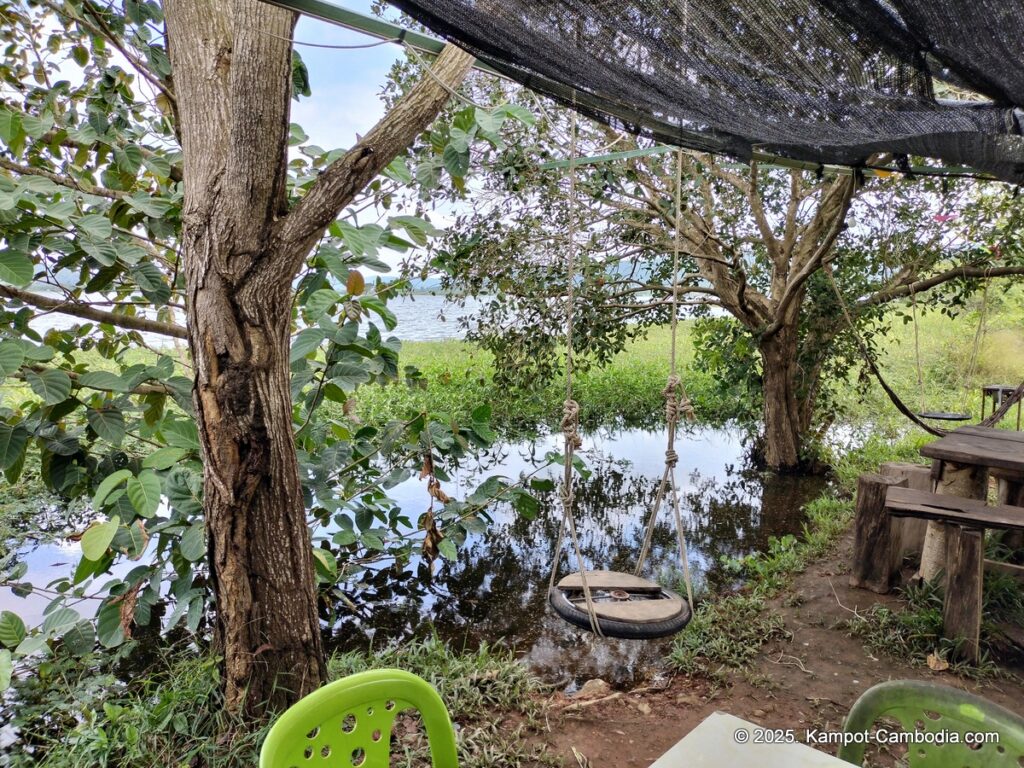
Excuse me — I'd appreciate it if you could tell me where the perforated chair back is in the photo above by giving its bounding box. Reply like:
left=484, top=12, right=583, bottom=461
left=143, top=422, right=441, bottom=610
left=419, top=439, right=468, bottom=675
left=259, top=669, right=459, bottom=768
left=839, top=680, right=1024, bottom=767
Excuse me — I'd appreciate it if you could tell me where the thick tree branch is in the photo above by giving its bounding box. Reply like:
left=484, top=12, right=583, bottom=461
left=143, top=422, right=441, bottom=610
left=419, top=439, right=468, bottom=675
left=858, top=265, right=1024, bottom=308
left=274, top=44, right=475, bottom=274
left=0, top=284, right=187, bottom=339
left=760, top=176, right=856, bottom=338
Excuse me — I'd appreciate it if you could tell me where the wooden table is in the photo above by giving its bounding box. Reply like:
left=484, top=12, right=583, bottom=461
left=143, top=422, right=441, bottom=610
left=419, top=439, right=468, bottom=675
left=649, top=712, right=850, bottom=767
left=918, top=425, right=1024, bottom=660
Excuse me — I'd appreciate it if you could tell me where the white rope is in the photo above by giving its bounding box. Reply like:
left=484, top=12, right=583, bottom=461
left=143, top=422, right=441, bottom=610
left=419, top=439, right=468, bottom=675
left=634, top=149, right=696, bottom=609
left=547, top=103, right=603, bottom=637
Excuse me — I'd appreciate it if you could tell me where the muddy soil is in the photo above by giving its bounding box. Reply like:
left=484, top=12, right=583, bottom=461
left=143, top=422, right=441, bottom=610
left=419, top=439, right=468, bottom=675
left=534, top=530, right=1024, bottom=767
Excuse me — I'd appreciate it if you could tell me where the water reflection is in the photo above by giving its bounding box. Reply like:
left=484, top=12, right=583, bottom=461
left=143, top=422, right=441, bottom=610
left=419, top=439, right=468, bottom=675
left=325, top=426, right=827, bottom=688
left=1, top=426, right=827, bottom=688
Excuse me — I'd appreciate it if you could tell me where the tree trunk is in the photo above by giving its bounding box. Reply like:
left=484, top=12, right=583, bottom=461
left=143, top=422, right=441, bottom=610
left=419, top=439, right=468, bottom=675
left=165, top=0, right=475, bottom=715
left=759, top=331, right=806, bottom=471
left=165, top=0, right=326, bottom=714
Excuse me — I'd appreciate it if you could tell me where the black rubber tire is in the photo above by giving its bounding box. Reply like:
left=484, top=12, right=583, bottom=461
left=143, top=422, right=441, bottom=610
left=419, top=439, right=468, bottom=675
left=548, top=587, right=692, bottom=639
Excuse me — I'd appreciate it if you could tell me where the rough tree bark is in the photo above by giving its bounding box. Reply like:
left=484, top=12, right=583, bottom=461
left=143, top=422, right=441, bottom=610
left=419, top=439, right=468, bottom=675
left=164, top=0, right=474, bottom=714
left=759, top=330, right=806, bottom=470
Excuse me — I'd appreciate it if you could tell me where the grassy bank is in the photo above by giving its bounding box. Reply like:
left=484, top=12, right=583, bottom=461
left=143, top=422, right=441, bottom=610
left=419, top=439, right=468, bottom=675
left=346, top=289, right=1024, bottom=440
left=347, top=325, right=698, bottom=433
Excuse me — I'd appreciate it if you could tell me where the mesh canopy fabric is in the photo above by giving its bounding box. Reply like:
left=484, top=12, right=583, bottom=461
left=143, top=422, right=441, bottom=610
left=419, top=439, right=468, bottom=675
left=389, top=0, right=1024, bottom=183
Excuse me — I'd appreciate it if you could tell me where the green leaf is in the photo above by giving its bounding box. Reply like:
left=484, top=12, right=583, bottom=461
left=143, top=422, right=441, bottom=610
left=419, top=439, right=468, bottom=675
left=0, top=249, right=33, bottom=287
left=383, top=156, right=412, bottom=184
left=474, top=107, right=503, bottom=136
left=179, top=523, right=205, bottom=562
left=442, top=142, right=470, bottom=178
left=142, top=446, right=188, bottom=470
left=93, top=469, right=132, bottom=509
left=332, top=362, right=371, bottom=392
left=81, top=516, right=120, bottom=560
left=0, top=423, right=28, bottom=471
left=311, top=548, right=337, bottom=582
left=41, top=606, right=79, bottom=635
left=161, top=418, right=200, bottom=450
left=0, top=340, right=25, bottom=379
left=78, top=370, right=131, bottom=392
left=26, top=369, right=72, bottom=405
left=77, top=214, right=112, bottom=240
left=131, top=261, right=170, bottom=305
left=127, top=471, right=161, bottom=518
left=0, top=611, right=26, bottom=648
left=112, top=520, right=148, bottom=558
left=125, top=194, right=173, bottom=218
left=14, top=635, right=48, bottom=657
left=438, top=538, right=458, bottom=561
left=62, top=620, right=96, bottom=657
left=87, top=407, right=126, bottom=445
left=96, top=602, right=124, bottom=648
left=166, top=469, right=202, bottom=516
left=290, top=327, right=326, bottom=362
left=0, top=649, right=10, bottom=691
left=495, top=103, right=536, bottom=126
left=471, top=403, right=492, bottom=423
left=304, top=288, right=341, bottom=321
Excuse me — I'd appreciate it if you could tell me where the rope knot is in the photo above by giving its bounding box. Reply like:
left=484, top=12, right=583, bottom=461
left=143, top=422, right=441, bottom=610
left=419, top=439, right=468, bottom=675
left=663, top=374, right=695, bottom=424
left=664, top=448, right=678, bottom=467
left=561, top=398, right=583, bottom=449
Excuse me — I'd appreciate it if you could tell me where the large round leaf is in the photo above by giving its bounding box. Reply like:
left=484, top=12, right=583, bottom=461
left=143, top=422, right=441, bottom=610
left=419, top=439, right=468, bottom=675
left=92, top=469, right=132, bottom=509
left=0, top=422, right=28, bottom=471
left=0, top=249, right=32, bottom=287
left=179, top=523, right=206, bottom=562
left=0, top=340, right=25, bottom=379
left=25, top=369, right=72, bottom=405
left=80, top=516, right=120, bottom=561
left=0, top=611, right=25, bottom=649
left=87, top=407, right=126, bottom=446
left=127, top=470, right=161, bottom=518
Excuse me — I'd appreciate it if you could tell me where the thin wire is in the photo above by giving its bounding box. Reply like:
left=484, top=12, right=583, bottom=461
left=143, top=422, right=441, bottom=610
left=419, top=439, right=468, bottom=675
left=402, top=42, right=489, bottom=109
left=259, top=28, right=403, bottom=49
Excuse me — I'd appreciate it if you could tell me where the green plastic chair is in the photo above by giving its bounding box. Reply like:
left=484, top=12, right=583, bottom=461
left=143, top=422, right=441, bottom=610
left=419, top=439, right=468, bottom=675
left=838, top=680, right=1024, bottom=767
left=259, top=669, right=459, bottom=768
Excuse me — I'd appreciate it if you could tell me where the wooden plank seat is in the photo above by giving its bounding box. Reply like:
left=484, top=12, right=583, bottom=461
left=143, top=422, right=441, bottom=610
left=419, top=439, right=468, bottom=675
left=884, top=486, right=1024, bottom=531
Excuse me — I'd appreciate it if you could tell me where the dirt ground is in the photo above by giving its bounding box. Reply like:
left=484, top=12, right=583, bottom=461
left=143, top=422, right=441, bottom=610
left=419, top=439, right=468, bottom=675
left=533, top=531, right=1024, bottom=767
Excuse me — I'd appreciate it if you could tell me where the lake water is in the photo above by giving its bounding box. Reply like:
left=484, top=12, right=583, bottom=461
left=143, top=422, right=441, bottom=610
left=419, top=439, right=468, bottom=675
left=1, top=425, right=827, bottom=689
left=26, top=293, right=485, bottom=344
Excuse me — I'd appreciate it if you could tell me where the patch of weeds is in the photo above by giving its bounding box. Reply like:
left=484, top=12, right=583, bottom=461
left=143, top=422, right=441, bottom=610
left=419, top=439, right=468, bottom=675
left=330, top=634, right=555, bottom=767
left=668, top=594, right=790, bottom=680
left=716, top=496, right=854, bottom=599
left=842, top=580, right=1003, bottom=680
left=7, top=636, right=555, bottom=768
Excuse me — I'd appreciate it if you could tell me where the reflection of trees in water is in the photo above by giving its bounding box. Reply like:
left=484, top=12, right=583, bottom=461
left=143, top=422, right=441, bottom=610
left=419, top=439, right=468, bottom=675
left=325, top=433, right=827, bottom=681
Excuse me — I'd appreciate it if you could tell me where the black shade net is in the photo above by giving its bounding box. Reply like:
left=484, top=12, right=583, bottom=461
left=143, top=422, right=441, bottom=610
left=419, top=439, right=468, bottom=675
left=389, top=0, right=1024, bottom=183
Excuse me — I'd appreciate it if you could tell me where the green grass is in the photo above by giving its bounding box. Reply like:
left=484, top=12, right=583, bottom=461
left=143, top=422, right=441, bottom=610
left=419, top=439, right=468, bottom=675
left=347, top=326, right=692, bottom=434
left=832, top=288, right=1024, bottom=433
left=8, top=636, right=555, bottom=768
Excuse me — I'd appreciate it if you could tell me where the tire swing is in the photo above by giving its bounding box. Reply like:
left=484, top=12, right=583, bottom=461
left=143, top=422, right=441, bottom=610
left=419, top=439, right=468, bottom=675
left=546, top=136, right=695, bottom=640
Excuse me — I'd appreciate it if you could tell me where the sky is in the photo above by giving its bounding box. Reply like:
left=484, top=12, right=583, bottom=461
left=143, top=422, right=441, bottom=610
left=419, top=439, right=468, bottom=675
left=290, top=2, right=404, bottom=153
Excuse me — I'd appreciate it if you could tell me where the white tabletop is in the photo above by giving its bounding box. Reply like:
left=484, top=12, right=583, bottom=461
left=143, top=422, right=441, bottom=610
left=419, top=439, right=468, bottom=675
left=649, top=712, right=851, bottom=767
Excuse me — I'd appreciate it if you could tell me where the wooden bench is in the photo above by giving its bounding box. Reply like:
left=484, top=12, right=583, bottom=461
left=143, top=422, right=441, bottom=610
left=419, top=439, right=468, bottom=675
left=850, top=476, right=1024, bottom=663
left=885, top=486, right=1024, bottom=532
left=886, top=486, right=1024, bottom=661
